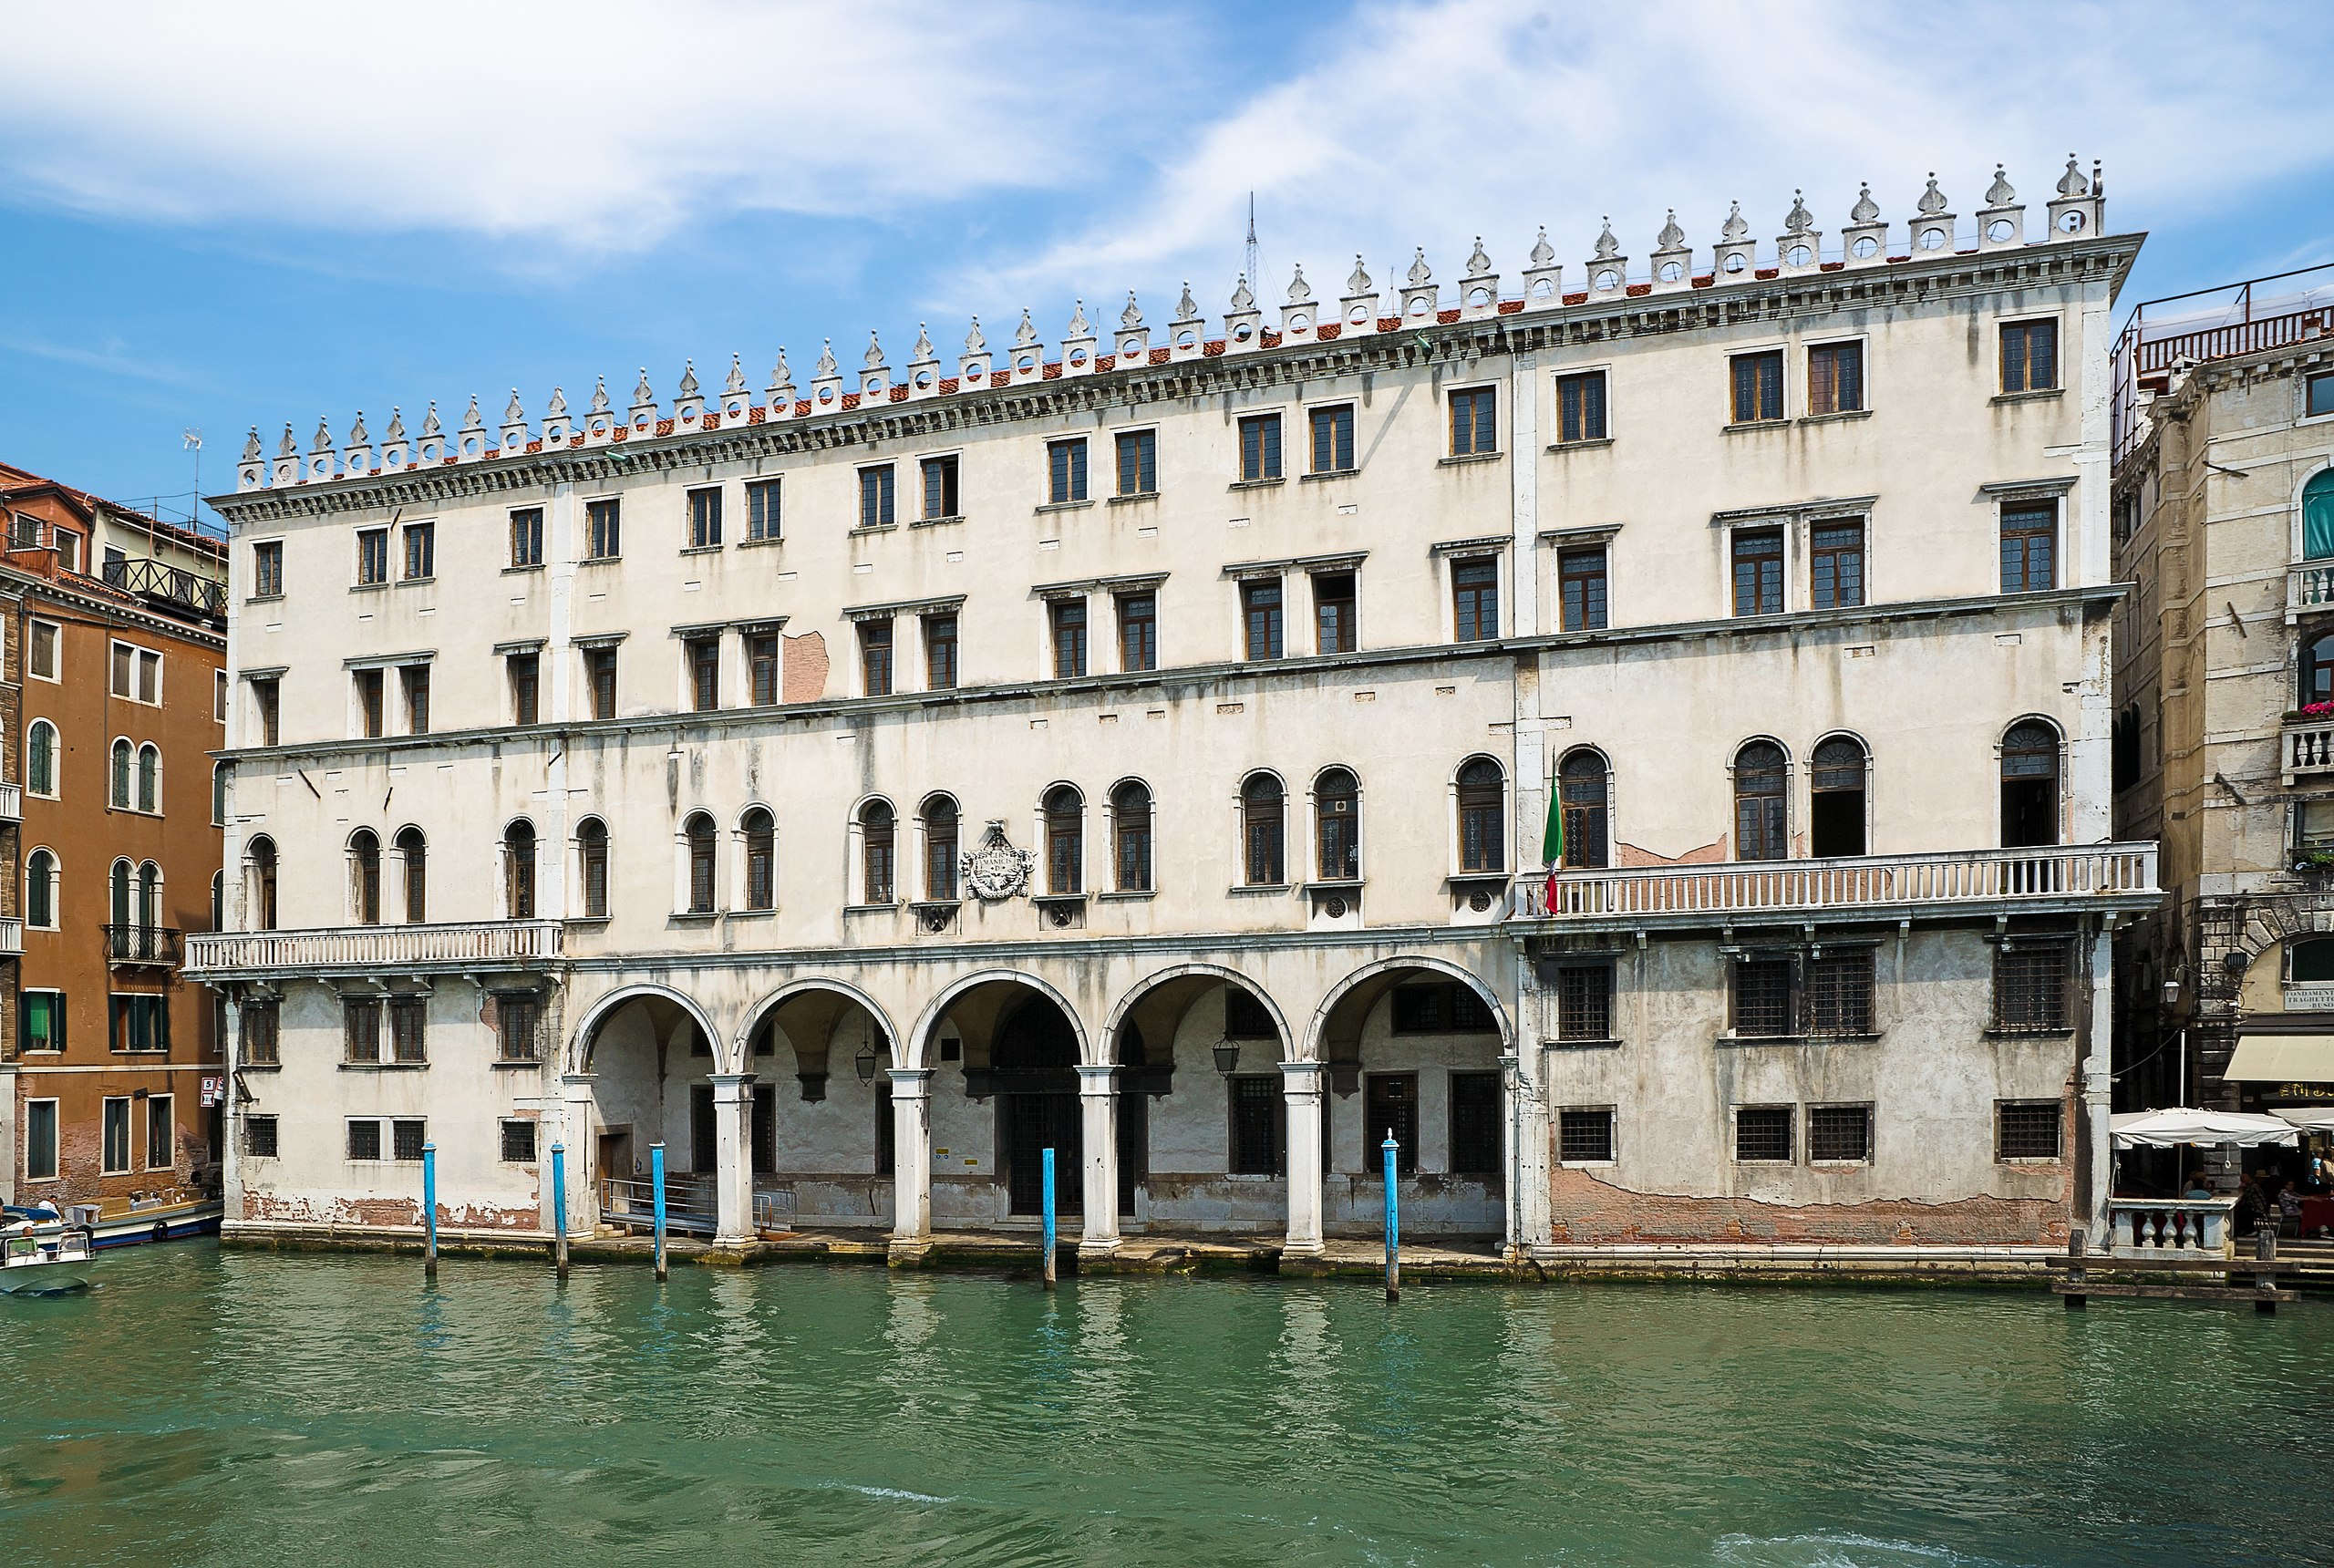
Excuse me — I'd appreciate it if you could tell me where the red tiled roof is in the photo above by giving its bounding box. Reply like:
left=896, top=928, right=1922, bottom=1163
left=1563, top=293, right=1586, bottom=305
left=655, top=418, right=675, bottom=436
left=1377, top=316, right=1399, bottom=332
left=1317, top=323, right=1342, bottom=340
left=1041, top=363, right=1061, bottom=380
left=1497, top=299, right=1524, bottom=315
left=1202, top=340, right=1225, bottom=356
left=1437, top=307, right=1461, bottom=324
left=1096, top=355, right=1117, bottom=371
left=1625, top=283, right=1652, bottom=297
left=1148, top=347, right=1171, bottom=365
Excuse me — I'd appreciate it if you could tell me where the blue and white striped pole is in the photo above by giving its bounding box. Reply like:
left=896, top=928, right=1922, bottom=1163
left=551, top=1140, right=569, bottom=1281
left=650, top=1141, right=668, bottom=1282
left=1041, top=1146, right=1058, bottom=1290
left=1382, top=1130, right=1399, bottom=1302
left=422, top=1140, right=439, bottom=1281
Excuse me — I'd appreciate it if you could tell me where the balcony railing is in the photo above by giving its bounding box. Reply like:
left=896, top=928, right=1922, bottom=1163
left=2106, top=1198, right=2236, bottom=1259
left=0, top=918, right=21, bottom=956
left=99, top=555, right=226, bottom=622
left=2292, top=562, right=2334, bottom=619
left=185, top=919, right=563, bottom=978
left=2286, top=718, right=2334, bottom=783
left=0, top=783, right=19, bottom=822
left=104, top=924, right=181, bottom=965
left=1508, top=842, right=2160, bottom=926
left=2112, top=263, right=2334, bottom=464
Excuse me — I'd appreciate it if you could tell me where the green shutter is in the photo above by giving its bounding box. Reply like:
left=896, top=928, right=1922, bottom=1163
left=2305, top=471, right=2334, bottom=562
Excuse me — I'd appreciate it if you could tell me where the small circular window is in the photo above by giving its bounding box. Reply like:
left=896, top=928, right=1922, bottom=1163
left=2059, top=210, right=2086, bottom=234
left=1468, top=286, right=1491, bottom=306
left=1919, top=227, right=1947, bottom=251
left=1234, top=322, right=1253, bottom=341
left=1851, top=236, right=1878, bottom=259
left=1786, top=244, right=1811, bottom=267
left=1596, top=270, right=1619, bottom=290
left=1177, top=330, right=1196, bottom=347
left=1069, top=347, right=1087, bottom=366
left=914, top=370, right=933, bottom=388
left=1988, top=218, right=2016, bottom=242
left=817, top=387, right=834, bottom=404
left=1288, top=313, right=1308, bottom=331
left=1723, top=253, right=1747, bottom=273
left=1531, top=279, right=1553, bottom=298
left=1408, top=297, right=1429, bottom=315
left=1348, top=304, right=1368, bottom=324
left=1658, top=261, right=1682, bottom=283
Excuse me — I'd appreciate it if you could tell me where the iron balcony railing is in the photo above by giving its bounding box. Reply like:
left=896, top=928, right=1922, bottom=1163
left=185, top=919, right=563, bottom=978
left=2112, top=262, right=2334, bottom=464
left=104, top=924, right=181, bottom=965
left=1509, top=842, right=2159, bottom=926
left=100, top=555, right=227, bottom=619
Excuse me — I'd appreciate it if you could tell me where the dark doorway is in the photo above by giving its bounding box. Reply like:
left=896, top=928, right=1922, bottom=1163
left=1117, top=1024, right=1150, bottom=1216
left=1809, top=736, right=1868, bottom=858
left=993, top=1000, right=1083, bottom=1216
left=2000, top=721, right=2060, bottom=848
left=689, top=1083, right=717, bottom=1174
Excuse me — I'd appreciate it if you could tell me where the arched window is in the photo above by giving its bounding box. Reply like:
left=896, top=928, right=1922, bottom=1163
left=920, top=795, right=958, bottom=902
left=1241, top=773, right=1285, bottom=885
left=109, top=738, right=132, bottom=808
left=395, top=827, right=427, bottom=923
left=26, top=849, right=56, bottom=930
left=1809, top=736, right=1869, bottom=858
left=2000, top=720, right=2060, bottom=848
left=26, top=720, right=56, bottom=799
left=2291, top=937, right=2334, bottom=984
left=2304, top=469, right=2334, bottom=562
left=212, top=760, right=230, bottom=825
left=1044, top=785, right=1084, bottom=894
left=1315, top=767, right=1359, bottom=881
left=210, top=870, right=222, bottom=932
left=860, top=799, right=895, bottom=904
left=679, top=812, right=716, bottom=913
left=741, top=807, right=776, bottom=911
left=349, top=829, right=382, bottom=924
left=1556, top=748, right=1609, bottom=870
left=247, top=836, right=278, bottom=931
left=1111, top=780, right=1153, bottom=892
left=137, top=743, right=160, bottom=813
left=1732, top=740, right=1789, bottom=861
left=576, top=819, right=609, bottom=919
left=1456, top=758, right=1505, bottom=872
left=504, top=820, right=539, bottom=918
left=110, top=858, right=132, bottom=930
left=137, top=861, right=160, bottom=930
left=2304, top=631, right=2334, bottom=708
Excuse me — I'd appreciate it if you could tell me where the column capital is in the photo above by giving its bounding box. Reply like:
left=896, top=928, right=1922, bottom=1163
left=1075, top=1063, right=1118, bottom=1093
left=708, top=1070, right=756, bottom=1103
left=1279, top=1058, right=1325, bottom=1092
left=887, top=1066, right=935, bottom=1099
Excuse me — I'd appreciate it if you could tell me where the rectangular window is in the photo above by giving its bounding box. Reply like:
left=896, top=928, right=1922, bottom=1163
left=2310, top=371, right=2334, bottom=420
left=1734, top=958, right=1797, bottom=1037
left=1555, top=371, right=1608, bottom=444
left=2001, top=320, right=2060, bottom=395
left=686, top=487, right=723, bottom=550
left=497, top=995, right=542, bottom=1062
left=28, top=619, right=58, bottom=680
left=243, top=1114, right=279, bottom=1160
left=1049, top=599, right=1089, bottom=678
left=21, top=991, right=64, bottom=1053
left=1309, top=405, right=1356, bottom=474
left=749, top=634, right=781, bottom=706
left=355, top=668, right=385, bottom=738
left=859, top=619, right=894, bottom=696
left=357, top=527, right=389, bottom=585
left=1731, top=350, right=1785, bottom=423
left=746, top=479, right=783, bottom=541
left=1241, top=579, right=1284, bottom=661
left=346, top=1119, right=382, bottom=1161
left=1116, top=592, right=1157, bottom=672
left=1805, top=950, right=1875, bottom=1036
left=508, top=652, right=540, bottom=726
left=56, top=529, right=82, bottom=573
left=251, top=677, right=281, bottom=747
left=920, top=455, right=960, bottom=521
left=1313, top=571, right=1356, bottom=655
left=243, top=1001, right=280, bottom=1065
left=585, top=647, right=618, bottom=720
left=387, top=996, right=428, bottom=1063
left=110, top=643, right=162, bottom=703
left=402, top=521, right=435, bottom=580
left=1555, top=965, right=1614, bottom=1042
left=509, top=508, right=543, bottom=567
left=1808, top=1104, right=1872, bottom=1164
left=391, top=1119, right=427, bottom=1162
left=1363, top=1074, right=1420, bottom=1175
left=1558, top=1107, right=1615, bottom=1164
left=253, top=540, right=284, bottom=597
left=1558, top=546, right=1607, bottom=632
left=1229, top=1075, right=1283, bottom=1176
left=146, top=1092, right=175, bottom=1170
left=1734, top=1105, right=1794, bottom=1162
left=110, top=995, right=169, bottom=1053
left=216, top=669, right=229, bottom=724
left=102, top=1098, right=132, bottom=1173
left=1047, top=439, right=1089, bottom=505
left=1237, top=414, right=1283, bottom=482
left=1450, top=387, right=1498, bottom=456
left=1997, top=1099, right=2063, bottom=1160
left=1449, top=1071, right=1502, bottom=1177
left=586, top=498, right=622, bottom=559
left=344, top=997, right=382, bottom=1064
left=1809, top=521, right=1865, bottom=610
left=1994, top=944, right=2070, bottom=1031
left=1731, top=528, right=1784, bottom=616
left=923, top=614, right=957, bottom=690
left=687, top=635, right=721, bottom=712
left=1452, top=558, right=1500, bottom=642
left=26, top=1100, right=57, bottom=1181
left=401, top=664, right=430, bottom=735
left=501, top=1119, right=538, bottom=1164
left=2000, top=503, right=2057, bottom=593
left=859, top=465, right=896, bottom=529
left=1808, top=342, right=1864, bottom=416
left=1115, top=429, right=1157, bottom=497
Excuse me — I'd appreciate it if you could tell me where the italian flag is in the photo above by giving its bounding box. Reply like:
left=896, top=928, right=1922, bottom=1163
left=1542, top=785, right=1564, bottom=908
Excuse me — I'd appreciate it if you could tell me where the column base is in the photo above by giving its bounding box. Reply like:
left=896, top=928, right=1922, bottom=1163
left=1078, top=1235, right=1123, bottom=1260
left=886, top=1236, right=934, bottom=1267
left=1279, top=1238, right=1326, bottom=1259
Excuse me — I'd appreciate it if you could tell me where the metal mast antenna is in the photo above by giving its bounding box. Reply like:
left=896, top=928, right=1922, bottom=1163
left=1244, top=191, right=1262, bottom=294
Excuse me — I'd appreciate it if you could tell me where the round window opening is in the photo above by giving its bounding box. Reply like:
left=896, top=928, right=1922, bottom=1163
left=1724, top=253, right=1748, bottom=273
left=1596, top=270, right=1619, bottom=290
left=818, top=387, right=834, bottom=403
left=914, top=370, right=932, bottom=388
left=1177, top=330, right=1196, bottom=347
left=1234, top=322, right=1254, bottom=340
left=1658, top=262, right=1682, bottom=282
left=1919, top=227, right=1947, bottom=251
left=1289, top=313, right=1309, bottom=331
left=1852, top=236, right=1878, bottom=258
left=1532, top=279, right=1554, bottom=298
left=1468, top=286, right=1492, bottom=305
left=1348, top=304, right=1369, bottom=323
left=2059, top=210, right=2086, bottom=233
left=1408, top=297, right=1429, bottom=315
left=1069, top=348, right=1087, bottom=365
left=1988, top=219, right=2016, bottom=242
left=1786, top=245, right=1812, bottom=267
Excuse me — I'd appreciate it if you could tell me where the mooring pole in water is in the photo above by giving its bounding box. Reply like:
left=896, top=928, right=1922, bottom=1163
left=422, top=1141, right=439, bottom=1281
left=551, top=1141, right=570, bottom=1281
left=2062, top=1228, right=2087, bottom=1310
left=2256, top=1227, right=2278, bottom=1316
left=1382, top=1130, right=1399, bottom=1302
left=1041, top=1146, right=1058, bottom=1290
left=650, top=1141, right=669, bottom=1282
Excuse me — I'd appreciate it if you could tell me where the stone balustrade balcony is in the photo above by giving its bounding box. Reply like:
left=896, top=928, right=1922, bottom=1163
left=2284, top=715, right=2334, bottom=783
left=2286, top=561, right=2334, bottom=621
left=2106, top=1197, right=2236, bottom=1259
left=184, top=919, right=563, bottom=980
left=0, top=783, right=20, bottom=822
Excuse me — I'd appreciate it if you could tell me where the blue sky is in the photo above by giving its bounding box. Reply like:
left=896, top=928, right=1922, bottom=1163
left=4, top=0, right=2330, bottom=525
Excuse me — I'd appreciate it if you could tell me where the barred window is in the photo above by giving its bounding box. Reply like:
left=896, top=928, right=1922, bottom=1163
left=1994, top=944, right=2070, bottom=1031
left=346, top=1119, right=382, bottom=1161
left=1449, top=1071, right=1502, bottom=1177
left=1558, top=1107, right=1614, bottom=1163
left=391, top=1119, right=427, bottom=1161
left=387, top=996, right=428, bottom=1063
left=1734, top=1106, right=1793, bottom=1162
left=1555, top=965, right=1613, bottom=1041
left=1997, top=1099, right=2063, bottom=1160
left=1808, top=1104, right=1872, bottom=1163
left=1805, top=950, right=1874, bottom=1036
left=343, top=997, right=381, bottom=1064
left=244, top=1115, right=279, bottom=1159
left=1229, top=1075, right=1282, bottom=1175
left=500, top=1119, right=538, bottom=1164
left=1733, top=958, right=1796, bottom=1037
left=497, top=995, right=542, bottom=1061
left=242, top=1001, right=281, bottom=1065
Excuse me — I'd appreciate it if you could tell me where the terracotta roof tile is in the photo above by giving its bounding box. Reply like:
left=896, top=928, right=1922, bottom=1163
left=889, top=385, right=908, bottom=402
left=655, top=418, right=675, bottom=436
left=1625, top=283, right=1651, bottom=296
left=1497, top=299, right=1524, bottom=315
left=940, top=378, right=960, bottom=394
left=841, top=393, right=861, bottom=410
left=1202, top=340, right=1225, bottom=357
left=1377, top=316, right=1399, bottom=331
left=1096, top=355, right=1116, bottom=372
left=1563, top=292, right=1587, bottom=305
left=1041, top=363, right=1061, bottom=380
left=748, top=407, right=766, bottom=424
left=526, top=440, right=542, bottom=453
left=1317, top=322, right=1342, bottom=340
left=1261, top=329, right=1282, bottom=348
left=1437, top=307, right=1461, bottom=324
left=1820, top=261, right=1845, bottom=272
left=1148, top=347, right=1171, bottom=365
left=1755, top=267, right=1778, bottom=279
left=793, top=400, right=811, bottom=417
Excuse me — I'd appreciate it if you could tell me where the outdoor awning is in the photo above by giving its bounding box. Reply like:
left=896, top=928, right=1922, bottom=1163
left=2225, top=1034, right=2334, bottom=1083
left=2110, top=1108, right=2300, bottom=1149
left=2274, top=1106, right=2334, bottom=1132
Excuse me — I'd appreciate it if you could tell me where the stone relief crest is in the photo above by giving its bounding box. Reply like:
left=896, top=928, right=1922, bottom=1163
left=960, top=820, right=1036, bottom=903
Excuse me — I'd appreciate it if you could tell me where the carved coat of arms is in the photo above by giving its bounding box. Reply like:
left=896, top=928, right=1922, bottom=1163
left=960, top=820, right=1036, bottom=902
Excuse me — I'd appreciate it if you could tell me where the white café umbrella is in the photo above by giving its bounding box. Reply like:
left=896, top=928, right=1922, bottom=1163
left=2110, top=1108, right=2301, bottom=1149
left=2273, top=1106, right=2334, bottom=1133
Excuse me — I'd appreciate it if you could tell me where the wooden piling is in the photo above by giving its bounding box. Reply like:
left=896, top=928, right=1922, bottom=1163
left=2062, top=1229, right=2085, bottom=1309
left=2255, top=1228, right=2277, bottom=1315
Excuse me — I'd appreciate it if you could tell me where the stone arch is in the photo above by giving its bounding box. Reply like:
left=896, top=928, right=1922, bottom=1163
left=905, top=967, right=1090, bottom=1068
left=567, top=982, right=728, bottom=1074
left=734, top=975, right=900, bottom=1064
left=1101, top=961, right=1296, bottom=1064
left=1304, top=953, right=1513, bottom=1063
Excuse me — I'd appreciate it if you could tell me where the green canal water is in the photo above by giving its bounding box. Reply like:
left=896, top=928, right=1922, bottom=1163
left=0, top=1244, right=2328, bottom=1567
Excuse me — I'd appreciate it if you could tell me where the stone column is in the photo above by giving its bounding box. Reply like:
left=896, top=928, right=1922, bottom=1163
left=561, top=1072, right=597, bottom=1236
left=708, top=1071, right=755, bottom=1243
left=888, top=1067, right=934, bottom=1256
left=2081, top=921, right=2115, bottom=1245
left=1509, top=1051, right=1553, bottom=1255
left=217, top=997, right=243, bottom=1222
left=1282, top=1060, right=1326, bottom=1256
left=1077, top=1064, right=1121, bottom=1256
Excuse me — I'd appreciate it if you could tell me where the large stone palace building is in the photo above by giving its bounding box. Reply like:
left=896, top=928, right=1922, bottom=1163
left=190, top=160, right=2159, bottom=1261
